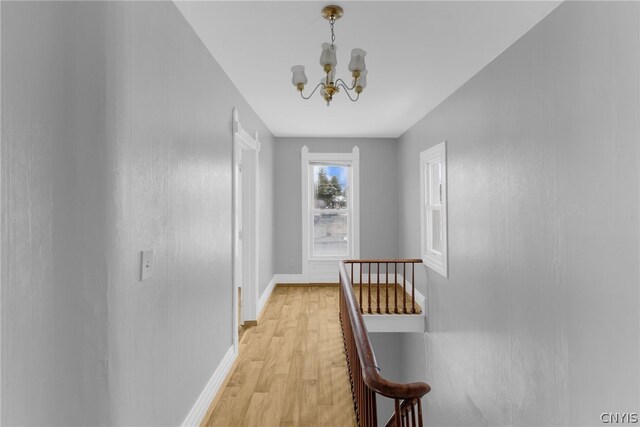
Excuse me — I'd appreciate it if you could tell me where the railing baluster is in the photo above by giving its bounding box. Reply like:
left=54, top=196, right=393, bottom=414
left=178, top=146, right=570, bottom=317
left=403, top=263, right=407, bottom=314
left=376, top=262, right=380, bottom=313
left=365, top=386, right=370, bottom=426
left=410, top=400, right=417, bottom=427
left=359, top=262, right=363, bottom=313
left=372, top=389, right=376, bottom=427
left=385, top=262, right=389, bottom=314
left=417, top=398, right=424, bottom=427
left=368, top=263, right=372, bottom=314
left=351, top=262, right=354, bottom=292
left=394, top=263, right=398, bottom=313
left=411, top=262, right=416, bottom=314
left=371, top=388, right=376, bottom=426
left=394, top=399, right=402, bottom=427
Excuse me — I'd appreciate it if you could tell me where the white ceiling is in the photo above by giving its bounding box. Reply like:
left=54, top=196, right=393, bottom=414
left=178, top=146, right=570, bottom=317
left=176, top=1, right=560, bottom=138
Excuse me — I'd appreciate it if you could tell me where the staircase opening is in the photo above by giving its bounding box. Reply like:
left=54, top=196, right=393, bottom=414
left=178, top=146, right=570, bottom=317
left=339, top=259, right=431, bottom=427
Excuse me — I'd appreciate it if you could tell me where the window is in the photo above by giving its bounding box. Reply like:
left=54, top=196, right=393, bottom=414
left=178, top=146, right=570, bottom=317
left=311, top=163, right=350, bottom=257
left=301, top=146, right=360, bottom=281
left=420, top=142, right=448, bottom=277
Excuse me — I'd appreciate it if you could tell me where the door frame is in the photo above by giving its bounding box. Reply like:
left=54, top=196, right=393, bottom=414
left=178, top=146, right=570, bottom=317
left=232, top=108, right=260, bottom=352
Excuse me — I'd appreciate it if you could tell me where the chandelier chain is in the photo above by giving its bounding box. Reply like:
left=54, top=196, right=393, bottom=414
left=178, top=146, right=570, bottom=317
left=330, top=17, right=336, bottom=48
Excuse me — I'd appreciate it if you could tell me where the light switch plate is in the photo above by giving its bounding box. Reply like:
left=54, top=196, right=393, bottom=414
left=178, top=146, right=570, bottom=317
left=140, top=250, right=153, bottom=281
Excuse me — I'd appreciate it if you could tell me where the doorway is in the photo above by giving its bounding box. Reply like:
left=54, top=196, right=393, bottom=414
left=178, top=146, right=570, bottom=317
left=232, top=108, right=260, bottom=352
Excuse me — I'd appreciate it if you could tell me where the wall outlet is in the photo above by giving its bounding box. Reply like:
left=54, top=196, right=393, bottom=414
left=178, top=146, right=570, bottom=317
left=140, top=250, right=153, bottom=281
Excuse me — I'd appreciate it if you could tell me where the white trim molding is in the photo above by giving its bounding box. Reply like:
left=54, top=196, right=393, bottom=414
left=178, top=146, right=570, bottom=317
left=273, top=273, right=306, bottom=284
left=257, top=275, right=277, bottom=319
left=0, top=2, right=3, bottom=419
left=301, top=146, right=360, bottom=283
left=232, top=107, right=261, bottom=353
left=181, top=346, right=237, bottom=427
left=420, top=141, right=448, bottom=278
left=363, top=314, right=426, bottom=333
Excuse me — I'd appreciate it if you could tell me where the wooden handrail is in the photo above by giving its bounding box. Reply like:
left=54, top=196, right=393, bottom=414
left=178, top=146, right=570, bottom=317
left=339, top=260, right=430, bottom=426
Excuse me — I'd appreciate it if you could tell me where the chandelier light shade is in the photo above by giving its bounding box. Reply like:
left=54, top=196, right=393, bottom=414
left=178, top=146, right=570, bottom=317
left=291, top=65, right=308, bottom=89
left=348, top=49, right=367, bottom=73
left=320, top=43, right=338, bottom=69
left=291, top=5, right=367, bottom=106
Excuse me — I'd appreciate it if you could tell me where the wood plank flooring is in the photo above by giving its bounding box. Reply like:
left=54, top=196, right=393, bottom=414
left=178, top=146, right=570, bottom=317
left=353, top=283, right=423, bottom=315
left=202, top=286, right=357, bottom=427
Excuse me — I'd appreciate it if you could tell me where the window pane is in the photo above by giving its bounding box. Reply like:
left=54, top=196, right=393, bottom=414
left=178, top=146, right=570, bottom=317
left=313, top=165, right=349, bottom=209
left=313, top=212, right=348, bottom=256
left=429, top=161, right=442, bottom=205
left=431, top=209, right=442, bottom=253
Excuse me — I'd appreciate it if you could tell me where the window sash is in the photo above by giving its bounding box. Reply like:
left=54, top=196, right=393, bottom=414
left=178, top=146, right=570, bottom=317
left=425, top=206, right=442, bottom=255
left=310, top=211, right=351, bottom=259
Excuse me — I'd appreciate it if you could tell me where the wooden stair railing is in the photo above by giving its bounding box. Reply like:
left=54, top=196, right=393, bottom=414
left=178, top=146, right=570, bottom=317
left=339, top=261, right=431, bottom=427
left=344, top=259, right=423, bottom=315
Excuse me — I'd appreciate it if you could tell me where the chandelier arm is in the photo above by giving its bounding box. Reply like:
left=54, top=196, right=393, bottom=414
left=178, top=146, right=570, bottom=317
left=335, top=78, right=356, bottom=91
left=337, top=82, right=360, bottom=102
left=300, top=83, right=326, bottom=100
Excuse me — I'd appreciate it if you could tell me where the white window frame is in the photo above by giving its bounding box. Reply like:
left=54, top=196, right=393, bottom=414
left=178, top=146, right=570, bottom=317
left=420, top=141, right=448, bottom=277
left=301, top=146, right=360, bottom=282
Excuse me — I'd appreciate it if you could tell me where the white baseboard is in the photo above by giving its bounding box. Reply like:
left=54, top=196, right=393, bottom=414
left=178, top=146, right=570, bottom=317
left=407, top=280, right=426, bottom=312
left=257, top=275, right=277, bottom=318
left=181, top=345, right=237, bottom=427
left=273, top=273, right=305, bottom=283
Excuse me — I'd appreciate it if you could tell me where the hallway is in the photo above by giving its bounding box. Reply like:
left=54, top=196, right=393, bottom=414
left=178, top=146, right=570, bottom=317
left=2, top=2, right=639, bottom=425
left=203, top=286, right=356, bottom=427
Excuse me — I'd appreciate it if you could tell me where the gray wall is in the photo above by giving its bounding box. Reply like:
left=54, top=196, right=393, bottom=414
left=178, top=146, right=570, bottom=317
left=1, top=2, right=275, bottom=425
left=274, top=137, right=399, bottom=273
left=368, top=333, right=403, bottom=427
left=398, top=2, right=639, bottom=426
left=2, top=3, right=110, bottom=424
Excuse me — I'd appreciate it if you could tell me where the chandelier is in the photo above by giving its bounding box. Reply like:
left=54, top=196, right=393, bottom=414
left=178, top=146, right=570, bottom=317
left=290, top=5, right=367, bottom=106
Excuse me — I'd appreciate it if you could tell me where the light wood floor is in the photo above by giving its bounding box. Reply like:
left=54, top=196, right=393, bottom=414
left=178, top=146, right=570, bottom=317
left=353, top=283, right=422, bottom=315
left=202, top=286, right=357, bottom=427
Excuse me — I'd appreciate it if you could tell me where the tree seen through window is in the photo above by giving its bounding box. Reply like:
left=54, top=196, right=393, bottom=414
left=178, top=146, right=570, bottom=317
left=314, top=166, right=347, bottom=209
